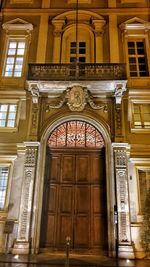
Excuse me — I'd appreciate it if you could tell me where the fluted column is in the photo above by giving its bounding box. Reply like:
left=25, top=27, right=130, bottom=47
left=52, top=20, right=65, bottom=63
left=109, top=14, right=119, bottom=63
left=93, top=20, right=106, bottom=63
left=112, top=143, right=135, bottom=259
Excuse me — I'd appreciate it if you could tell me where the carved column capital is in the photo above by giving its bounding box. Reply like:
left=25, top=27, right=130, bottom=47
left=92, top=19, right=106, bottom=36
left=52, top=19, right=65, bottom=37
left=95, top=31, right=104, bottom=37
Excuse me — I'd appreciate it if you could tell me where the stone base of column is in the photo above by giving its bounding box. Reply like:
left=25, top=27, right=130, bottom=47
left=12, top=241, right=30, bottom=254
left=118, top=244, right=135, bottom=259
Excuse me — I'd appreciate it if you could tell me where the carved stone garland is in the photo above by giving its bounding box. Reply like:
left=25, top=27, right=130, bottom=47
left=113, top=143, right=134, bottom=259
left=45, top=85, right=108, bottom=112
left=13, top=143, right=39, bottom=254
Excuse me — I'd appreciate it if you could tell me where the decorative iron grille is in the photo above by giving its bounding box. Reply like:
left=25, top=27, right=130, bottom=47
left=47, top=121, right=105, bottom=148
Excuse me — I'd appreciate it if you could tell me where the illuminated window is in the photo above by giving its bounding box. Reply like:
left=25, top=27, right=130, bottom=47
left=70, top=42, right=86, bottom=63
left=0, top=104, right=17, bottom=128
left=127, top=41, right=148, bottom=77
left=3, top=40, right=26, bottom=77
left=0, top=167, right=9, bottom=209
left=48, top=121, right=104, bottom=148
left=138, top=170, right=150, bottom=213
left=133, top=103, right=150, bottom=129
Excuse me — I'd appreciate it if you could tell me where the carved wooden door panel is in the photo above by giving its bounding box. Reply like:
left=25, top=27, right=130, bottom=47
left=41, top=149, right=107, bottom=252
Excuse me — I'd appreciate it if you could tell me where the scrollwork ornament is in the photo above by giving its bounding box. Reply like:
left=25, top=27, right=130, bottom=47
left=45, top=85, right=108, bottom=112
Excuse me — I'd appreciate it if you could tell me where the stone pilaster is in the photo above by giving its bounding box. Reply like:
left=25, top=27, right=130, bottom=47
left=42, top=0, right=51, bottom=8
left=52, top=20, right=65, bottom=63
left=109, top=14, right=119, bottom=63
left=112, top=143, right=135, bottom=259
left=36, top=14, right=49, bottom=63
left=93, top=19, right=106, bottom=63
left=108, top=0, right=116, bottom=7
left=12, top=142, right=39, bottom=254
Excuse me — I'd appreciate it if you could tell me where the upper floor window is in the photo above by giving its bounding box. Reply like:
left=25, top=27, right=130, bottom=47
left=70, top=42, right=86, bottom=63
left=0, top=166, right=9, bottom=210
left=120, top=17, right=150, bottom=78
left=3, top=40, right=26, bottom=77
left=0, top=103, right=18, bottom=129
left=127, top=40, right=148, bottom=77
left=2, top=18, right=33, bottom=79
left=133, top=103, right=150, bottom=129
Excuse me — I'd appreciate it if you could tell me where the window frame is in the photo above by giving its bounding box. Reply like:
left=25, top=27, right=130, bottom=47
left=1, top=18, right=33, bottom=81
left=0, top=165, right=10, bottom=210
left=129, top=100, right=150, bottom=133
left=119, top=18, right=150, bottom=79
left=136, top=166, right=150, bottom=215
left=129, top=158, right=150, bottom=219
left=127, top=40, right=148, bottom=77
left=125, top=37, right=149, bottom=78
left=0, top=100, right=21, bottom=132
left=0, top=156, right=16, bottom=213
left=2, top=37, right=27, bottom=78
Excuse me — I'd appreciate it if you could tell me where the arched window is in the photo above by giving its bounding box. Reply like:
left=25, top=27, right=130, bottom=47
left=47, top=120, right=104, bottom=148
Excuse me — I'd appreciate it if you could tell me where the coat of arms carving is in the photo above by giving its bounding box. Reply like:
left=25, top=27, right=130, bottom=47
left=45, top=85, right=108, bottom=112
left=66, top=86, right=87, bottom=111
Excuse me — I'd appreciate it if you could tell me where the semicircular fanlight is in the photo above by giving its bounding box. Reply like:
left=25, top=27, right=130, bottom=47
left=47, top=120, right=105, bottom=148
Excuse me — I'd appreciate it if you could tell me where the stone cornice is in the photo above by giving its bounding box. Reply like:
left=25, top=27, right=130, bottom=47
left=27, top=80, right=127, bottom=100
left=2, top=8, right=150, bottom=16
left=2, top=18, right=33, bottom=33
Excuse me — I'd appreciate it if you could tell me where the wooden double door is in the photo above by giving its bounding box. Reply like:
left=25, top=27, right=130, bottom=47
left=40, top=148, right=107, bottom=252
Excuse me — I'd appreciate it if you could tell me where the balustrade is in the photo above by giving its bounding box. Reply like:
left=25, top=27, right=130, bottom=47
left=27, top=63, right=126, bottom=81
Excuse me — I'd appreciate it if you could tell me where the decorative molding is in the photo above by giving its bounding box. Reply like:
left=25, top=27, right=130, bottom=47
left=2, top=18, right=33, bottom=33
left=45, top=85, right=108, bottom=112
left=119, top=17, right=150, bottom=33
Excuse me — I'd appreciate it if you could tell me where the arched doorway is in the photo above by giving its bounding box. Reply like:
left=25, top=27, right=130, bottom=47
left=40, top=120, right=108, bottom=254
